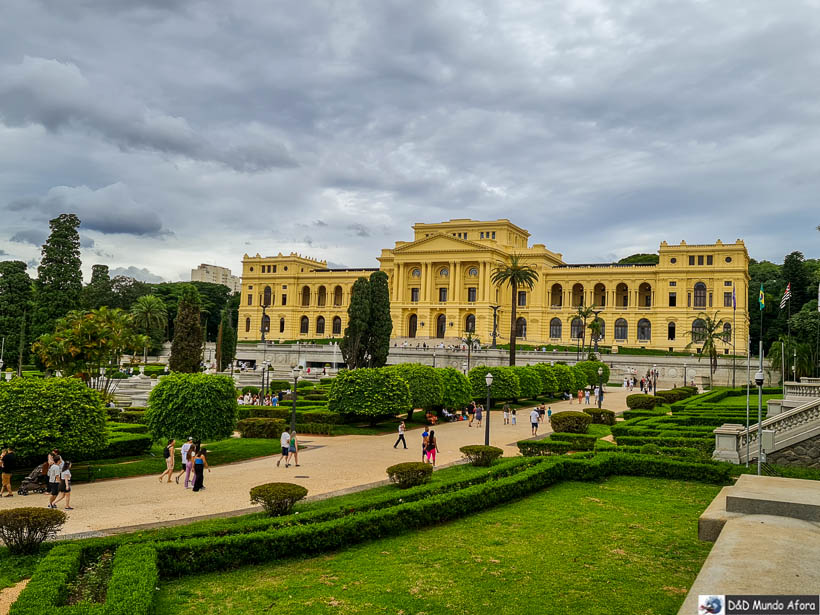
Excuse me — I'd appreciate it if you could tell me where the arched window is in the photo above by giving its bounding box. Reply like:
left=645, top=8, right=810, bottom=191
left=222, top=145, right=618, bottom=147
left=332, top=316, right=342, bottom=335
left=300, top=316, right=309, bottom=334
left=550, top=283, right=563, bottom=307
left=639, top=282, right=652, bottom=307
left=301, top=286, right=311, bottom=307
left=261, top=314, right=270, bottom=333
left=637, top=318, right=651, bottom=341
left=465, top=314, right=475, bottom=333
left=550, top=317, right=562, bottom=338
left=408, top=314, right=418, bottom=338
left=594, top=283, right=606, bottom=307
left=245, top=317, right=250, bottom=333
left=614, top=318, right=628, bottom=340
left=436, top=314, right=446, bottom=338
left=616, top=283, right=629, bottom=307
left=263, top=286, right=272, bottom=306
left=692, top=318, right=706, bottom=342
left=516, top=317, right=527, bottom=338
left=279, top=318, right=285, bottom=333
left=316, top=316, right=325, bottom=334
left=333, top=285, right=343, bottom=306
left=571, top=283, right=584, bottom=307
left=317, top=286, right=327, bottom=307
left=667, top=322, right=676, bottom=340
left=694, top=282, right=707, bottom=308
left=570, top=317, right=583, bottom=339
left=723, top=323, right=731, bottom=342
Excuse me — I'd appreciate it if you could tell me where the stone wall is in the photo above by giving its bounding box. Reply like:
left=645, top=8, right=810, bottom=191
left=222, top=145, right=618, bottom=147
left=767, top=433, right=820, bottom=470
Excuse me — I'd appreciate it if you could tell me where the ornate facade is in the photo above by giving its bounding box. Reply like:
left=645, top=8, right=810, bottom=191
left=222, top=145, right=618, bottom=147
left=238, top=219, right=750, bottom=353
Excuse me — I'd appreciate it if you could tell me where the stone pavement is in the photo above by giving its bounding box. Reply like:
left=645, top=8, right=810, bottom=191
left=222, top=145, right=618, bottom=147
left=0, top=387, right=635, bottom=537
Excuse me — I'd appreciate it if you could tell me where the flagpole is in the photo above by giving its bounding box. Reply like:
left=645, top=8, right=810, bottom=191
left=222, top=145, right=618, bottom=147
left=745, top=336, right=750, bottom=467
left=732, top=283, right=736, bottom=388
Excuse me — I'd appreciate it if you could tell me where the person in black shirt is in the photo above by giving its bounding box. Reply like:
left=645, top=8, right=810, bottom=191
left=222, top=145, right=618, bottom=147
left=1, top=447, right=16, bottom=497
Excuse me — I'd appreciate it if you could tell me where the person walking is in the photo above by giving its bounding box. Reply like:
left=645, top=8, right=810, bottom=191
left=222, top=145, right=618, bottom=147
left=0, top=447, right=16, bottom=497
left=511, top=408, right=517, bottom=425
left=421, top=426, right=430, bottom=462
left=277, top=430, right=290, bottom=467
left=502, top=404, right=510, bottom=425
left=158, top=439, right=175, bottom=483
left=426, top=430, right=440, bottom=466
left=530, top=408, right=540, bottom=436
left=192, top=449, right=209, bottom=492
left=175, top=437, right=193, bottom=485
left=467, top=401, right=476, bottom=427
left=46, top=455, right=62, bottom=508
left=52, top=460, right=73, bottom=510
left=547, top=407, right=552, bottom=424
left=538, top=404, right=545, bottom=423
left=287, top=430, right=299, bottom=467
left=577, top=389, right=584, bottom=405
left=585, top=389, right=591, bottom=405
left=475, top=404, right=483, bottom=428
left=393, top=421, right=407, bottom=449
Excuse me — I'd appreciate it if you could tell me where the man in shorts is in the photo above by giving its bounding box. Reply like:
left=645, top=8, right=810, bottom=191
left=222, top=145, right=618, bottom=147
left=530, top=408, right=540, bottom=436
left=277, top=430, right=290, bottom=467
left=47, top=455, right=62, bottom=508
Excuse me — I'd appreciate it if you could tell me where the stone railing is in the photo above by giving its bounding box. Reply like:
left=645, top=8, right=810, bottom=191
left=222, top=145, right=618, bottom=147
left=784, top=381, right=820, bottom=400
left=713, top=396, right=820, bottom=464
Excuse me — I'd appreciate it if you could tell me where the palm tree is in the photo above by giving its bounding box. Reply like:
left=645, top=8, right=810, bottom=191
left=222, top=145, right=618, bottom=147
left=130, top=295, right=168, bottom=365
left=768, top=335, right=814, bottom=383
left=684, top=311, right=725, bottom=376
left=569, top=304, right=595, bottom=359
left=491, top=255, right=539, bottom=366
left=588, top=314, right=603, bottom=354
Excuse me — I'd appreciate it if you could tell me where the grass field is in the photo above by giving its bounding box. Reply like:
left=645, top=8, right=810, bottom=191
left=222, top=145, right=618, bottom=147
left=154, top=475, right=718, bottom=615
left=710, top=393, right=780, bottom=406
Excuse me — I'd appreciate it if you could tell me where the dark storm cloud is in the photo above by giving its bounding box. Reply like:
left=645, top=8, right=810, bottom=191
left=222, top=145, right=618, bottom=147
left=10, top=229, right=47, bottom=246
left=1, top=0, right=819, bottom=279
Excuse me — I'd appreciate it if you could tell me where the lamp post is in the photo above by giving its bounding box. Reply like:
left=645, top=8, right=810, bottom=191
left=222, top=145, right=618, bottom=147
left=259, top=294, right=270, bottom=343
left=484, top=371, right=494, bottom=446
left=683, top=362, right=687, bottom=388
left=793, top=349, right=797, bottom=382
left=597, top=367, right=603, bottom=409
left=652, top=364, right=658, bottom=394
left=490, top=305, right=500, bottom=348
left=462, top=361, right=468, bottom=375
left=432, top=352, right=436, bottom=368
left=290, top=365, right=302, bottom=432
left=260, top=360, right=270, bottom=404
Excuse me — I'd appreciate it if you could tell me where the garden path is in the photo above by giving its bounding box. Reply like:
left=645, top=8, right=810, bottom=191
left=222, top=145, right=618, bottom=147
left=0, top=387, right=637, bottom=537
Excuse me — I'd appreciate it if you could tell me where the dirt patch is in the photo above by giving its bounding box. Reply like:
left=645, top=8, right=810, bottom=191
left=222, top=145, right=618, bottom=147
left=0, top=579, right=30, bottom=615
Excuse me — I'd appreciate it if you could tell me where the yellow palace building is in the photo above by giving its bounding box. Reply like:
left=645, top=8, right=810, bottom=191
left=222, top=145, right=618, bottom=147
left=238, top=219, right=750, bottom=353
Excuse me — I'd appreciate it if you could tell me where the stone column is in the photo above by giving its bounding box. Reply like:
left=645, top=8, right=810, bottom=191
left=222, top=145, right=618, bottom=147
left=449, top=260, right=457, bottom=303
left=712, top=424, right=743, bottom=464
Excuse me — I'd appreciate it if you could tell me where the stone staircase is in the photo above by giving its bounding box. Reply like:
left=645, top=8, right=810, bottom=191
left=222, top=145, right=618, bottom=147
left=713, top=378, right=820, bottom=467
left=111, top=377, right=157, bottom=407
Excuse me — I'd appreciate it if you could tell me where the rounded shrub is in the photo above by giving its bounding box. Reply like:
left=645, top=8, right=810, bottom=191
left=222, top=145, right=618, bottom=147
left=438, top=367, right=473, bottom=410
left=459, top=445, right=503, bottom=467
left=250, top=482, right=308, bottom=516
left=626, top=394, right=661, bottom=410
left=386, top=462, right=433, bottom=488
left=237, top=418, right=287, bottom=439
left=575, top=361, right=611, bottom=388
left=467, top=366, right=521, bottom=402
left=241, top=386, right=260, bottom=395
left=0, top=507, right=67, bottom=554
left=551, top=363, right=574, bottom=393
left=514, top=366, right=543, bottom=399
left=548, top=411, right=591, bottom=434
left=328, top=368, right=411, bottom=424
left=639, top=443, right=662, bottom=455
left=582, top=408, right=616, bottom=426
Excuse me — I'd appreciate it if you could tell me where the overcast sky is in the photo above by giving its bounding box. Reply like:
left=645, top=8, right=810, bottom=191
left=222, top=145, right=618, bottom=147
left=2, top=0, right=819, bottom=283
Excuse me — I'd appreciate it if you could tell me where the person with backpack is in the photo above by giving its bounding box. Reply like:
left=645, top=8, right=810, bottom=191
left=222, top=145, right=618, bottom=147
left=421, top=426, right=430, bottom=462
left=426, top=430, right=440, bottom=466
left=158, top=439, right=175, bottom=483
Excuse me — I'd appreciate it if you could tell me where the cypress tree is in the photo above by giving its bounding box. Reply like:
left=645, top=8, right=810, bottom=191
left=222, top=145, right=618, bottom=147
left=31, top=213, right=83, bottom=339
left=340, top=277, right=371, bottom=369
left=366, top=270, right=392, bottom=367
left=169, top=284, right=203, bottom=373
left=218, top=308, right=236, bottom=371
left=0, top=261, right=33, bottom=371
left=83, top=264, right=114, bottom=309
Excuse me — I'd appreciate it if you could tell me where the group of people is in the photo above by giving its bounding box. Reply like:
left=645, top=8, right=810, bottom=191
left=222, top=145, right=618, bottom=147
left=43, top=450, right=73, bottom=509
left=276, top=429, right=299, bottom=467
left=529, top=404, right=553, bottom=435
left=570, top=386, right=604, bottom=405
left=238, top=392, right=282, bottom=406
left=158, top=438, right=210, bottom=492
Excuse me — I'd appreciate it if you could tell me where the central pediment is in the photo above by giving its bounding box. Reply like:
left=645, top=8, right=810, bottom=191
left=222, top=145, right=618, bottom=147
left=393, top=233, right=493, bottom=254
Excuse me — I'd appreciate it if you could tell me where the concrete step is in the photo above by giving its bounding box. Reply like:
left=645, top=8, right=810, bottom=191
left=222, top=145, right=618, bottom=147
left=725, top=475, right=820, bottom=522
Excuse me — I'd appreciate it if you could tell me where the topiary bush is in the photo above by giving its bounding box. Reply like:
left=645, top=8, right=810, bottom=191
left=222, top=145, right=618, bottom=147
left=582, top=408, right=616, bottom=426
left=438, top=367, right=473, bottom=410
left=386, top=462, right=433, bottom=488
left=574, top=361, right=610, bottom=388
left=0, top=377, right=107, bottom=460
left=459, top=445, right=503, bottom=467
left=548, top=411, right=591, bottom=434
left=532, top=363, right=559, bottom=395
left=467, top=366, right=521, bottom=402
left=514, top=365, right=543, bottom=399
left=237, top=418, right=287, bottom=439
left=328, top=368, right=411, bottom=424
left=250, top=482, right=308, bottom=516
left=383, top=364, right=443, bottom=420
left=0, top=507, right=67, bottom=554
left=146, top=373, right=238, bottom=442
left=626, top=393, right=661, bottom=409
left=551, top=363, right=574, bottom=393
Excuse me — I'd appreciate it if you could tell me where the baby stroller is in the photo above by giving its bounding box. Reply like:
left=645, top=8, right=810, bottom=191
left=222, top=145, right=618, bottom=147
left=17, top=464, right=47, bottom=495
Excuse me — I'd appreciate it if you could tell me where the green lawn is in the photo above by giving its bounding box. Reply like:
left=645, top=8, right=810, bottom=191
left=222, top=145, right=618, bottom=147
left=711, top=393, right=779, bottom=406
left=155, top=475, right=718, bottom=615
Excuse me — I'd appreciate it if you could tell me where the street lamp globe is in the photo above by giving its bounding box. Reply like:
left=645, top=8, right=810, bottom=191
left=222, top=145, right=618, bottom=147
left=485, top=372, right=494, bottom=387
left=291, top=365, right=301, bottom=380
left=597, top=367, right=603, bottom=376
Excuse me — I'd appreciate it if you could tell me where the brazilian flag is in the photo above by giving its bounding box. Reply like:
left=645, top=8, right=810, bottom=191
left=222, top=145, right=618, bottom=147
left=758, top=284, right=765, bottom=310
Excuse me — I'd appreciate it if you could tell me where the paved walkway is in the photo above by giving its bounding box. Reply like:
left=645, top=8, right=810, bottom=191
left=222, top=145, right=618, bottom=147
left=0, top=388, right=636, bottom=536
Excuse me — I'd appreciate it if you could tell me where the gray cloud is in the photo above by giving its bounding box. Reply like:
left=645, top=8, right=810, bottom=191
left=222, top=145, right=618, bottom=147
left=110, top=266, right=165, bottom=283
left=10, top=229, right=47, bottom=246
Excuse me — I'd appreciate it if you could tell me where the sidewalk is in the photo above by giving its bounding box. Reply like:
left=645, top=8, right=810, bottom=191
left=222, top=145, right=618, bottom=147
left=0, top=389, right=633, bottom=536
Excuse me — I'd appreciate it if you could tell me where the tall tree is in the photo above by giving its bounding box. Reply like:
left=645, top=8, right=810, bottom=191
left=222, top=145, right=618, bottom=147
left=569, top=304, right=595, bottom=358
left=491, top=255, right=539, bottom=366
left=130, top=295, right=168, bottom=364
left=0, top=261, right=33, bottom=372
left=366, top=271, right=392, bottom=368
left=217, top=308, right=236, bottom=371
left=31, top=213, right=84, bottom=340
left=169, top=284, right=203, bottom=373
left=83, top=264, right=114, bottom=310
left=110, top=275, right=151, bottom=310
left=781, top=251, right=811, bottom=312
left=340, top=277, right=371, bottom=369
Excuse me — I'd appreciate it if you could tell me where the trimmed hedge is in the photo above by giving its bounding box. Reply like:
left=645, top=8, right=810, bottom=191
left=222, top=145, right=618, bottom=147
left=626, top=394, right=661, bottom=409
left=517, top=433, right=597, bottom=456
left=107, top=422, right=148, bottom=434
left=250, top=483, right=309, bottom=516
left=582, top=408, right=616, bottom=425
left=236, top=407, right=342, bottom=424
left=117, top=411, right=147, bottom=424
left=386, top=462, right=433, bottom=488
left=236, top=418, right=286, bottom=439
left=548, top=411, right=591, bottom=434
left=459, top=445, right=503, bottom=467
left=614, top=435, right=714, bottom=453
left=98, top=432, right=153, bottom=459
left=9, top=543, right=81, bottom=614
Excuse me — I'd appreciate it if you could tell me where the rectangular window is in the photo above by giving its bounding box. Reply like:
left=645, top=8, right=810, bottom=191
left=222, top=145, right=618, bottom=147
left=411, top=288, right=420, bottom=302
left=698, top=255, right=704, bottom=265
left=247, top=294, right=253, bottom=306
left=518, top=291, right=527, bottom=306
left=724, top=292, right=732, bottom=307
left=480, top=232, right=484, bottom=239
left=689, top=255, right=695, bottom=266
left=463, top=233, right=467, bottom=239
left=281, top=294, right=287, bottom=306
left=707, top=255, right=713, bottom=265
left=273, top=265, right=277, bottom=273
left=724, top=281, right=732, bottom=286
left=688, top=292, right=692, bottom=307
left=439, top=288, right=447, bottom=302
left=669, top=292, right=677, bottom=307
left=669, top=281, right=676, bottom=286
left=468, top=287, right=477, bottom=302
left=709, top=292, right=713, bottom=307
left=491, top=231, right=496, bottom=239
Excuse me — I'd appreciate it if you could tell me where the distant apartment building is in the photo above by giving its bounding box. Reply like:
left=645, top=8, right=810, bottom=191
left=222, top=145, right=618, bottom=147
left=190, top=264, right=241, bottom=293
